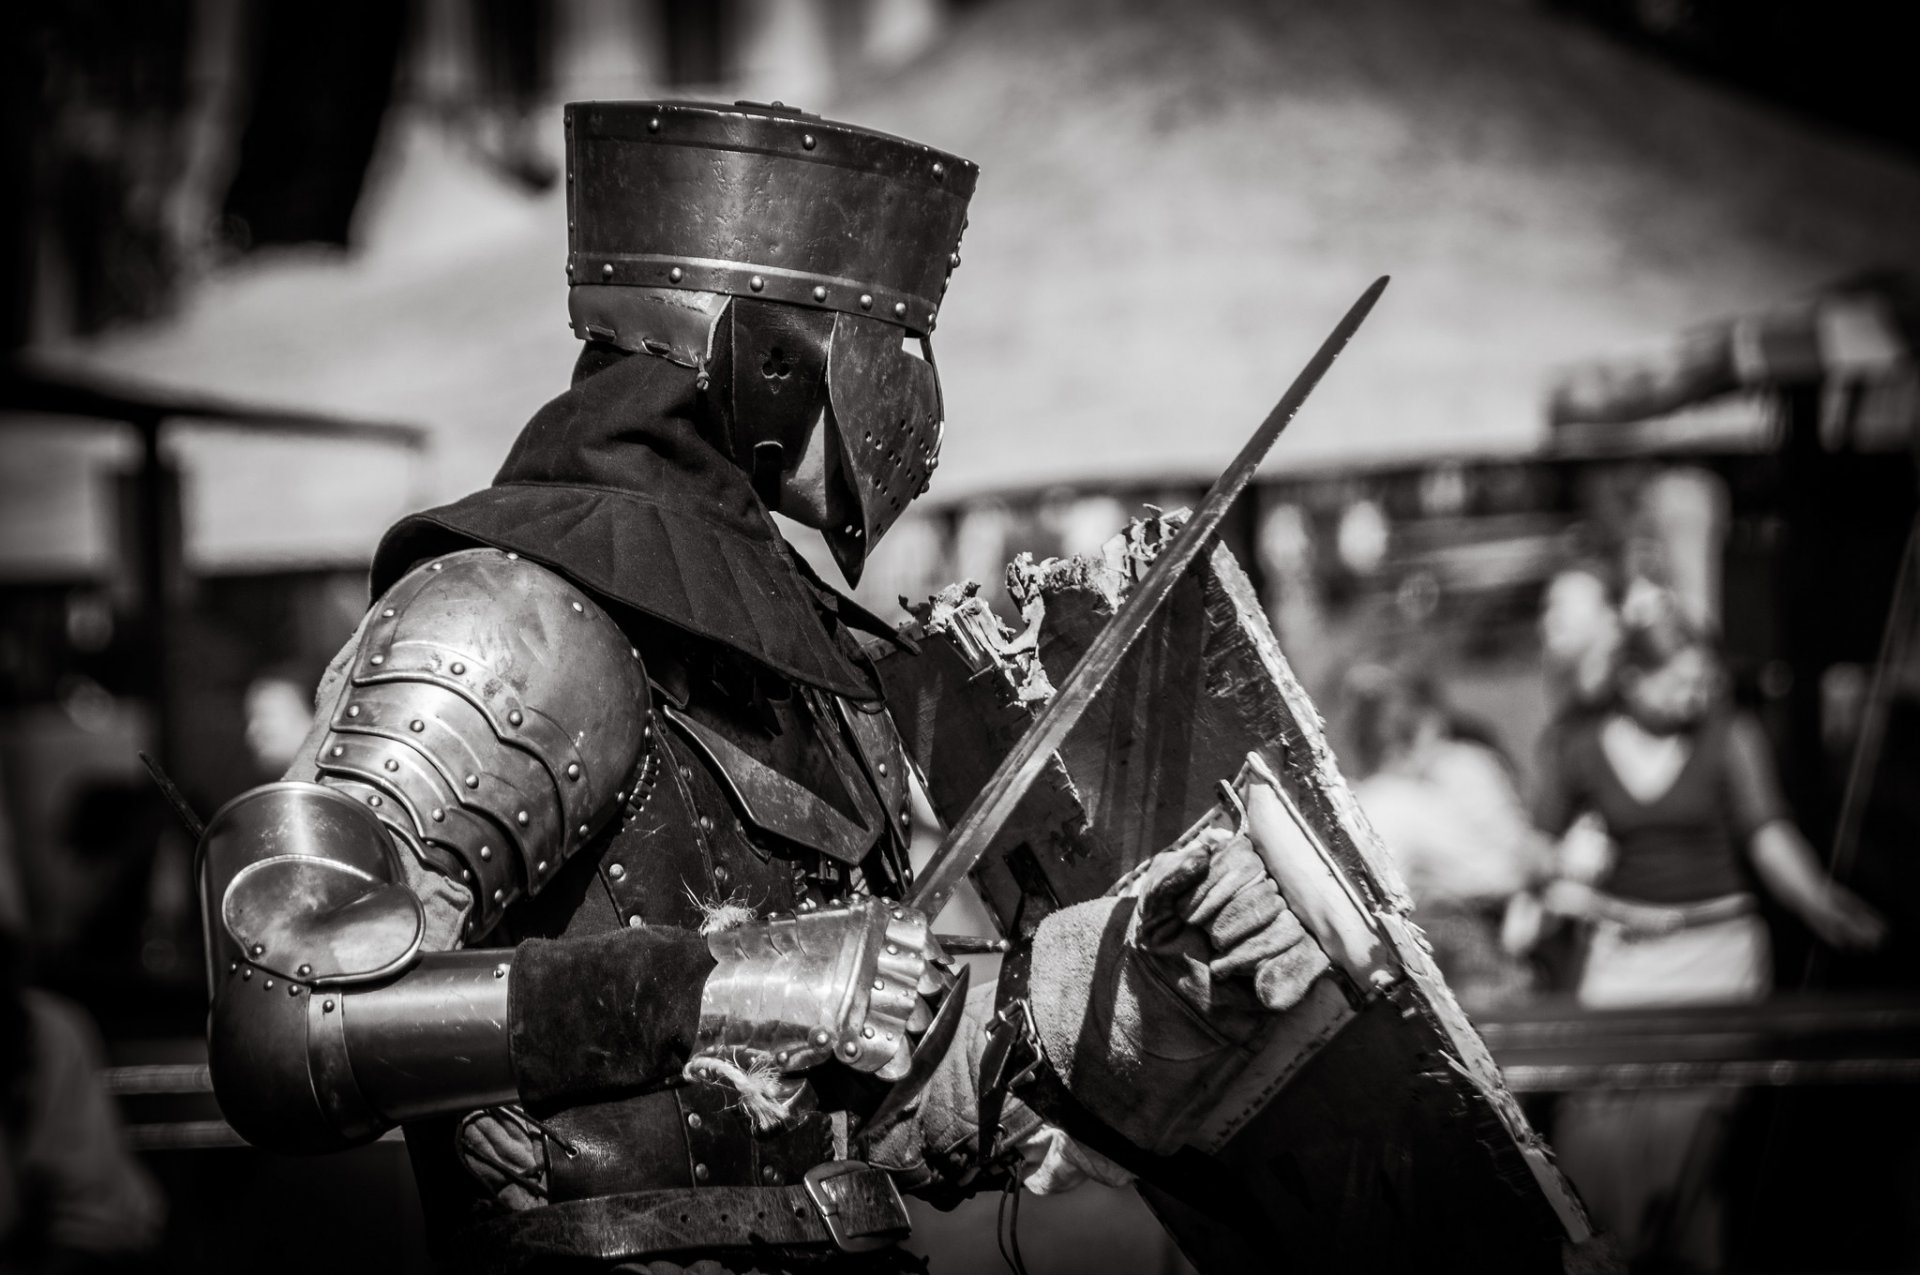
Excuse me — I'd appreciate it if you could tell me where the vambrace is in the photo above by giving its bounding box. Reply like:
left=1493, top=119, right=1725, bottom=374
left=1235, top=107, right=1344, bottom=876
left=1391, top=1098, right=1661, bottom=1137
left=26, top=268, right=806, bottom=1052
left=201, top=788, right=714, bottom=1155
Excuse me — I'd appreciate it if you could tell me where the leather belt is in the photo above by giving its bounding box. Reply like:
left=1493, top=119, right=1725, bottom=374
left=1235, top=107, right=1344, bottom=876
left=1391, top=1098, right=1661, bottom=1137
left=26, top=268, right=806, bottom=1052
left=457, top=1162, right=910, bottom=1272
left=1588, top=890, right=1756, bottom=939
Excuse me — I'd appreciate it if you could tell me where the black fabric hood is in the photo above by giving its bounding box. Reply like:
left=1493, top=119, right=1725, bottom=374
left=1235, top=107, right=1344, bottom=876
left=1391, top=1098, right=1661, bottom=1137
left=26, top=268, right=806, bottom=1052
left=372, top=352, right=882, bottom=699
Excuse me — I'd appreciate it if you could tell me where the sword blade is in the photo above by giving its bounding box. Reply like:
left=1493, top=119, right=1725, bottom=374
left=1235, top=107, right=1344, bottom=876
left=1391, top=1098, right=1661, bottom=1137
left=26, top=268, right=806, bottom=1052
left=907, top=277, right=1389, bottom=921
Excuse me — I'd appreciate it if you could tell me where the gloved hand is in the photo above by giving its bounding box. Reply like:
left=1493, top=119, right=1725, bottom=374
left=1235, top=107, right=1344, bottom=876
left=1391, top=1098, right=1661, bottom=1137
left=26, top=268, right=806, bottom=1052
left=1027, top=766, right=1334, bottom=1155
left=1120, top=823, right=1329, bottom=1015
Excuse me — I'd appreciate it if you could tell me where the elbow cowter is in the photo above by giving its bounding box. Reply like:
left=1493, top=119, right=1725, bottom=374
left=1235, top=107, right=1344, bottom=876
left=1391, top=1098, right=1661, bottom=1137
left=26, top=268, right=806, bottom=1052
left=208, top=968, right=382, bottom=1155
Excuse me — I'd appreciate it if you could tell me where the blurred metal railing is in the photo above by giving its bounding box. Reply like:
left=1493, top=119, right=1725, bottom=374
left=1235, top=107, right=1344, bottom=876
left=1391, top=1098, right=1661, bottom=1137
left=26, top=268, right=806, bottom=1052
left=104, top=994, right=1920, bottom=1150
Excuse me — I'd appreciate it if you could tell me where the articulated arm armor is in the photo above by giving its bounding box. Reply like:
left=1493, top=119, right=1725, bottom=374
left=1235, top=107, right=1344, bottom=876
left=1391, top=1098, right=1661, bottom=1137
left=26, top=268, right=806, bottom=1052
left=202, top=549, right=942, bottom=1156
left=202, top=549, right=654, bottom=1152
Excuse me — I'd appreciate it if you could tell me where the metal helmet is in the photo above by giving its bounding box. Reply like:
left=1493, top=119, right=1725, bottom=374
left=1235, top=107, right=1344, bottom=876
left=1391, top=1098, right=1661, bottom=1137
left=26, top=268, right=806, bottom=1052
left=563, top=99, right=978, bottom=584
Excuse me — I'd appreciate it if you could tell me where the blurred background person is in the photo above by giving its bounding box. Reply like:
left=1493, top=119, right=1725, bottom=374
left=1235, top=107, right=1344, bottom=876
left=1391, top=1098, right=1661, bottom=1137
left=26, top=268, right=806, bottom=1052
left=1538, top=589, right=1888, bottom=1270
left=240, top=662, right=317, bottom=782
left=1344, top=664, right=1552, bottom=1009
left=1540, top=560, right=1623, bottom=728
left=1, top=879, right=164, bottom=1272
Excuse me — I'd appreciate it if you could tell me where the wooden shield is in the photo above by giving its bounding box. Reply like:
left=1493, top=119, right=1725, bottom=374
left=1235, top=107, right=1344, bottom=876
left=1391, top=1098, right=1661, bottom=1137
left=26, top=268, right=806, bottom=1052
left=873, top=514, right=1601, bottom=1273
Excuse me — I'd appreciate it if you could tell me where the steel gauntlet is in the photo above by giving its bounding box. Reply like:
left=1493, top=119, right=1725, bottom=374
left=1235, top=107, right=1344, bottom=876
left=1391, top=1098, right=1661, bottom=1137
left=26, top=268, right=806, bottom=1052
left=692, top=898, right=939, bottom=1083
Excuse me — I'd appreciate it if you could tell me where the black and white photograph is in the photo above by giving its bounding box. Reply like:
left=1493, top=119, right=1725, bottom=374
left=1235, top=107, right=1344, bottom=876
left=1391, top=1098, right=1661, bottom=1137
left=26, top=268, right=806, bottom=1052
left=2, top=1, right=1917, bottom=1271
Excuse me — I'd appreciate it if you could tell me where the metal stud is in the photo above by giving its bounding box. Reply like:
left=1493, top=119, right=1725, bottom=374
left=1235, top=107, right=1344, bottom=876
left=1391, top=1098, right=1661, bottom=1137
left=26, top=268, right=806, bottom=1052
left=431, top=562, right=443, bottom=571
left=431, top=808, right=445, bottom=822
left=571, top=601, right=583, bottom=613
left=648, top=116, right=661, bottom=133
left=762, top=1166, right=781, bottom=1184
left=370, top=654, right=384, bottom=666
left=863, top=1026, right=875, bottom=1038
left=893, top=301, right=908, bottom=318
left=698, top=816, right=713, bottom=833
left=465, top=774, right=479, bottom=789
left=628, top=915, right=644, bottom=929
left=932, top=161, right=945, bottom=179
left=509, top=710, right=523, bottom=727
left=608, top=863, right=625, bottom=880
left=876, top=762, right=888, bottom=778
left=450, top=662, right=465, bottom=675
left=289, top=983, right=302, bottom=997
left=517, top=811, right=530, bottom=827
left=578, top=824, right=589, bottom=837
left=813, top=1029, right=831, bottom=1046
left=384, top=758, right=399, bottom=772
left=801, top=133, right=816, bottom=150
left=242, top=968, right=252, bottom=980
left=601, top=263, right=614, bottom=279
left=950, top=252, right=961, bottom=269
left=298, top=963, right=313, bottom=977
left=323, top=999, right=336, bottom=1013
left=840, top=1040, right=860, bottom=1059
left=749, top=275, right=765, bottom=292
left=264, top=979, right=274, bottom=990
left=506, top=551, right=518, bottom=560
left=383, top=608, right=396, bottom=617
left=668, top=266, right=683, bottom=283
left=567, top=763, right=581, bottom=780
left=494, top=964, right=509, bottom=979
left=409, top=719, right=425, bottom=732
left=686, top=1112, right=703, bottom=1129
left=347, top=705, right=361, bottom=718
left=873, top=978, right=885, bottom=990
left=859, top=294, right=873, bottom=310
left=812, top=285, right=827, bottom=302
left=251, top=943, right=265, bottom=956
left=480, top=846, right=492, bottom=861
left=331, top=745, right=345, bottom=758
left=694, top=1163, right=710, bottom=1182
left=493, top=888, right=505, bottom=903
left=900, top=810, right=911, bottom=826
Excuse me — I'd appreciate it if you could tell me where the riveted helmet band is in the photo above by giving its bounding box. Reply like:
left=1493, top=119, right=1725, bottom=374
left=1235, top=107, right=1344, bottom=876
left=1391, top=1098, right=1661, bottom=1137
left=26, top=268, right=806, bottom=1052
left=561, top=100, right=976, bottom=585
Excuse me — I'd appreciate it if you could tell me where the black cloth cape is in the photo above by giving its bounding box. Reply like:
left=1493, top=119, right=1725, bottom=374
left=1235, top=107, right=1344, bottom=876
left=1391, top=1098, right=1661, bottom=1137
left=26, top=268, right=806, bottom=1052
left=372, top=352, right=886, bottom=700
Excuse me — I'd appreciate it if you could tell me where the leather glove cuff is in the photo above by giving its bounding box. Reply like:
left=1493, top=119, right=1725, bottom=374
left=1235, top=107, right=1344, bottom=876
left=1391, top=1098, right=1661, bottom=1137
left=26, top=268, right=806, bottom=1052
left=508, top=925, right=715, bottom=1104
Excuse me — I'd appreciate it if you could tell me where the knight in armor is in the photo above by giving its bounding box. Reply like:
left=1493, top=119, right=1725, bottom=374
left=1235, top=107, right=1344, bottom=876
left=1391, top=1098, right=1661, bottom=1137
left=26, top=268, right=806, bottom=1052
left=196, top=101, right=1328, bottom=1272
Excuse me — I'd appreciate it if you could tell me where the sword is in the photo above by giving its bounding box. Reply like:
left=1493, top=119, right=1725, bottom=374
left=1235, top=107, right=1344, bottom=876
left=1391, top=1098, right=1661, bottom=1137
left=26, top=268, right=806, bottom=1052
left=906, top=276, right=1389, bottom=922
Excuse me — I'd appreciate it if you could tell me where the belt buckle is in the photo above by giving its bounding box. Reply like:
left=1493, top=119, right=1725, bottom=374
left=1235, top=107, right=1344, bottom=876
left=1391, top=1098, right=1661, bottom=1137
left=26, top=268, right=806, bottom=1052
left=803, top=1160, right=906, bottom=1253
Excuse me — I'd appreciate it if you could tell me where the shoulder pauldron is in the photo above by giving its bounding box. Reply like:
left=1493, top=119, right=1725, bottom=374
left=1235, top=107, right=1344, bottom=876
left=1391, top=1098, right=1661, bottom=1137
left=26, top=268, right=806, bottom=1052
left=314, top=549, right=652, bottom=937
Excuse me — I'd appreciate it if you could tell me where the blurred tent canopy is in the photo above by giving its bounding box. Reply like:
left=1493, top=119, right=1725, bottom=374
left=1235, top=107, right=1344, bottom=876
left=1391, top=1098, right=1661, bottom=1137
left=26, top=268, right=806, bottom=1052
left=25, top=0, right=1920, bottom=584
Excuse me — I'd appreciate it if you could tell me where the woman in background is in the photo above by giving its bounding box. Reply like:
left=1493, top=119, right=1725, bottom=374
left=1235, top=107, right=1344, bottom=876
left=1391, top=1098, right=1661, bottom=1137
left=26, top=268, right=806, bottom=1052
left=1345, top=666, right=1551, bottom=1008
left=1539, top=593, right=1885, bottom=1270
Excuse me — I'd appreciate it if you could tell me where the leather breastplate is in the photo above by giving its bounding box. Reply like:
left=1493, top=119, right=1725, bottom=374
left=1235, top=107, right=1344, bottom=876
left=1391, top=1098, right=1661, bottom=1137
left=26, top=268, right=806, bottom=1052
left=495, top=638, right=915, bottom=1204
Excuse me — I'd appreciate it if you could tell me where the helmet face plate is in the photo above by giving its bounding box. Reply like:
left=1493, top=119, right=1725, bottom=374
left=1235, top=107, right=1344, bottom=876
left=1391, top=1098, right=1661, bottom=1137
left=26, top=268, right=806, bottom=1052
left=563, top=100, right=975, bottom=584
left=825, top=314, right=943, bottom=582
